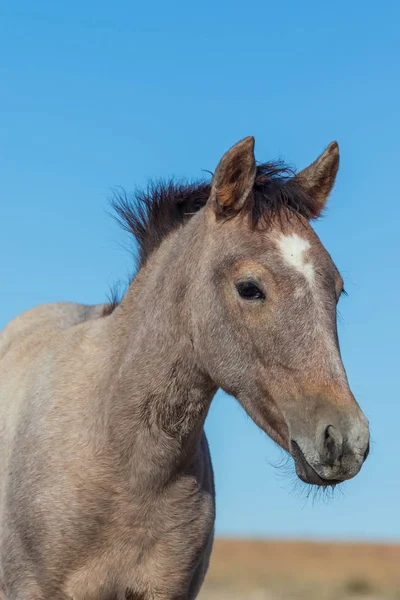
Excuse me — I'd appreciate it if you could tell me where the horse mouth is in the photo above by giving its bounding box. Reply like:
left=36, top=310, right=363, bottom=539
left=291, top=440, right=341, bottom=487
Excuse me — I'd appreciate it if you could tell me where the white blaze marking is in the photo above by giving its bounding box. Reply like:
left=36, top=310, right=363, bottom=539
left=277, top=233, right=347, bottom=383
left=278, top=234, right=315, bottom=284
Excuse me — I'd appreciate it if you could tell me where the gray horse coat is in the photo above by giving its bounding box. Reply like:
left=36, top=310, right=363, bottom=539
left=0, top=137, right=369, bottom=599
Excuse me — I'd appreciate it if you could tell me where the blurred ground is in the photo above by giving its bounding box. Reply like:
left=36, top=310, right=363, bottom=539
left=199, top=539, right=400, bottom=600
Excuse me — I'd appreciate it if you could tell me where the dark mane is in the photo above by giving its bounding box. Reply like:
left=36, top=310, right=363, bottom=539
left=103, top=162, right=319, bottom=315
left=111, top=180, right=211, bottom=269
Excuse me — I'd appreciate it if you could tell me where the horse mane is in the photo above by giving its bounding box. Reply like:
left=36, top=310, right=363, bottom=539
left=103, top=161, right=319, bottom=315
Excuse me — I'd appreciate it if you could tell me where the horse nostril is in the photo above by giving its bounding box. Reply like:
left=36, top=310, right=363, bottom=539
left=324, top=425, right=343, bottom=463
left=363, top=441, right=370, bottom=462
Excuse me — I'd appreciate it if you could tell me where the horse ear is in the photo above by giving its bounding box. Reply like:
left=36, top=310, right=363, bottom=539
left=210, top=137, right=256, bottom=214
left=294, top=141, right=340, bottom=217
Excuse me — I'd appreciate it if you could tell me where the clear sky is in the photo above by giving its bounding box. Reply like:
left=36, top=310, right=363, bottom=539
left=1, top=1, right=399, bottom=541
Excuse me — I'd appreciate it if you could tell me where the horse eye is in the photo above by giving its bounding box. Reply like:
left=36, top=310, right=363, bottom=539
left=236, top=281, right=266, bottom=301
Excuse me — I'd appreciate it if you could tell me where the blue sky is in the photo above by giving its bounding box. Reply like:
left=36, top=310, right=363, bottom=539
left=1, top=1, right=399, bottom=541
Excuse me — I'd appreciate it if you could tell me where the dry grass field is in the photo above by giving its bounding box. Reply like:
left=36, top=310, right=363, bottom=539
left=199, top=539, right=400, bottom=600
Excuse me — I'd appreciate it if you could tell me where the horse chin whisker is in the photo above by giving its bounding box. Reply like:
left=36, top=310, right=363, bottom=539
left=267, top=448, right=292, bottom=474
left=267, top=450, right=343, bottom=505
left=267, top=448, right=298, bottom=491
left=295, top=478, right=344, bottom=507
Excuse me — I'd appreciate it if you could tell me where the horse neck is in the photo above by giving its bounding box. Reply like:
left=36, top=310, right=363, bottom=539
left=103, top=227, right=216, bottom=484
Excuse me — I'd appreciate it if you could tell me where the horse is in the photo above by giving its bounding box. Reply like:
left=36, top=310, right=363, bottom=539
left=0, top=137, right=370, bottom=599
